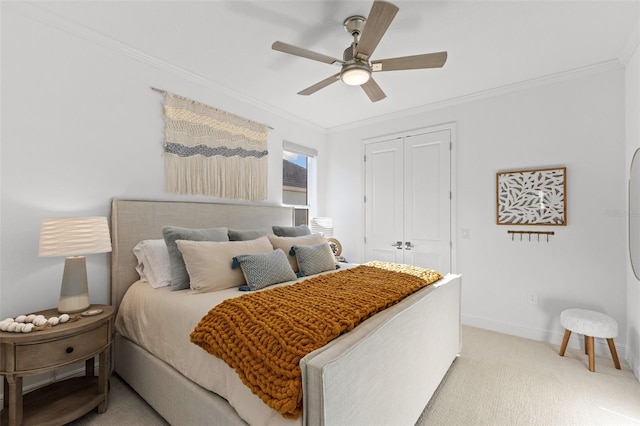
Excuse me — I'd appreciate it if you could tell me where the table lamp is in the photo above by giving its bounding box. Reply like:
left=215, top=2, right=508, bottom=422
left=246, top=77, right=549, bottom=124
left=310, top=217, right=334, bottom=237
left=38, top=217, right=112, bottom=313
left=310, top=217, right=343, bottom=259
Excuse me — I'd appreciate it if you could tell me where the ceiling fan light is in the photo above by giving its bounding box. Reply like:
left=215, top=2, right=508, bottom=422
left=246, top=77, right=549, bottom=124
left=341, top=65, right=371, bottom=86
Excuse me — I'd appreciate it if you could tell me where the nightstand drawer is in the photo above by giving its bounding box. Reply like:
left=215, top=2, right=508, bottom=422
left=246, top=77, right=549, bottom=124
left=15, top=323, right=108, bottom=371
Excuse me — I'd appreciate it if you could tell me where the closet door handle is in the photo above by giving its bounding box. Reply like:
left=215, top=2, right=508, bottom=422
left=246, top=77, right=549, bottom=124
left=392, top=241, right=403, bottom=249
left=405, top=242, right=414, bottom=250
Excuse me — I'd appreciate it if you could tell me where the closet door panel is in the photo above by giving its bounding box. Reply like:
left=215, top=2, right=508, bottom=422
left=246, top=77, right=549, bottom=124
left=365, top=138, right=404, bottom=263
left=406, top=136, right=441, bottom=239
left=404, top=131, right=451, bottom=272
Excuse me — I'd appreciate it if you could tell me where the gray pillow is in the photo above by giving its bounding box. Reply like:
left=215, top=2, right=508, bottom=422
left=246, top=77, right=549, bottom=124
left=233, top=249, right=297, bottom=291
left=228, top=228, right=272, bottom=241
left=291, top=242, right=337, bottom=276
left=272, top=224, right=311, bottom=237
left=162, top=226, right=229, bottom=291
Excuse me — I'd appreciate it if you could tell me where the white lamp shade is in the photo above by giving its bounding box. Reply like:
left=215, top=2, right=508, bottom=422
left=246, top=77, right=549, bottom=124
left=38, top=217, right=111, bottom=313
left=310, top=217, right=334, bottom=237
left=39, top=217, right=112, bottom=257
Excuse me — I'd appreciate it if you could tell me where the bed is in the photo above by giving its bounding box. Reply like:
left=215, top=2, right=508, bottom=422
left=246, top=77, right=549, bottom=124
left=110, top=199, right=462, bottom=426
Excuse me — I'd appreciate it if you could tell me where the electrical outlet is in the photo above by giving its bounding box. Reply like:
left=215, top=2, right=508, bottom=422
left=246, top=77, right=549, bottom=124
left=527, top=291, right=538, bottom=305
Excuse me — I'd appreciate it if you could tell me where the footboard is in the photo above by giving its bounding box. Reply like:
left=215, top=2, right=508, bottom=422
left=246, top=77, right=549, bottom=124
left=300, top=274, right=461, bottom=426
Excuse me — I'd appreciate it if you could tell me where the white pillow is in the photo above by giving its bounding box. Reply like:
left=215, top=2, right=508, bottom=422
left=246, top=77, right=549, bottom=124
left=176, top=236, right=273, bottom=292
left=133, top=239, right=172, bottom=288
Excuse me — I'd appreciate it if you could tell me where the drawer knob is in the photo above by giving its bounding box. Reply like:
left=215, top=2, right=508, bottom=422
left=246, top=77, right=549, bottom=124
left=66, top=347, right=74, bottom=354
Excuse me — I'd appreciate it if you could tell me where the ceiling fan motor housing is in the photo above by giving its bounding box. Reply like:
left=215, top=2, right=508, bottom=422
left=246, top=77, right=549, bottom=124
left=343, top=45, right=354, bottom=62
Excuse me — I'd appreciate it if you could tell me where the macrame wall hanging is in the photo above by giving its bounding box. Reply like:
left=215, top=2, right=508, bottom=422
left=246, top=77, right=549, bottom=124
left=156, top=88, right=269, bottom=201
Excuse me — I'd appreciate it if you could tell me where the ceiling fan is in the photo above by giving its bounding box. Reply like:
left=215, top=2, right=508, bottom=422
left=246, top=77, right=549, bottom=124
left=272, top=0, right=447, bottom=102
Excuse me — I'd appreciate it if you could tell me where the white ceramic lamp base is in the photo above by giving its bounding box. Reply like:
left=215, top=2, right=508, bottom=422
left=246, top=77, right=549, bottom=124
left=58, top=256, right=90, bottom=314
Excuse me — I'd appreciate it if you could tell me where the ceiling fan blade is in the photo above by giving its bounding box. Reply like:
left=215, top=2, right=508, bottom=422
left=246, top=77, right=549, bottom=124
left=355, top=1, right=399, bottom=62
left=298, top=73, right=341, bottom=96
left=361, top=78, right=386, bottom=102
left=272, top=41, right=342, bottom=65
left=372, top=51, right=448, bottom=72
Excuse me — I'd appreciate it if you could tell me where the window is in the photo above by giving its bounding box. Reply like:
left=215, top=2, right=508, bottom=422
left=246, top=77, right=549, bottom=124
left=283, top=141, right=317, bottom=226
left=283, top=152, right=308, bottom=206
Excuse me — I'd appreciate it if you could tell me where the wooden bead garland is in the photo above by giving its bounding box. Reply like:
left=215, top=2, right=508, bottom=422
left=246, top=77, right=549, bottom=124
left=0, top=313, right=77, bottom=333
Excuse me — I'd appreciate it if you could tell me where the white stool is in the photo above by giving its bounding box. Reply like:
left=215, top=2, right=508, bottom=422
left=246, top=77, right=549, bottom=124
left=559, top=309, right=620, bottom=372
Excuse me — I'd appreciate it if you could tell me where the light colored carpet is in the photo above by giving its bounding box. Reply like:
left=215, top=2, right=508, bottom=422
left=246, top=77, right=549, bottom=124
left=67, top=374, right=168, bottom=426
left=417, top=326, right=640, bottom=426
left=70, top=326, right=640, bottom=426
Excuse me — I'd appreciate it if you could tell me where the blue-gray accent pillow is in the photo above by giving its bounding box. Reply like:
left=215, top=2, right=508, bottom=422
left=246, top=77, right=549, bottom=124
left=233, top=249, right=297, bottom=291
left=228, top=228, right=272, bottom=241
left=272, top=224, right=311, bottom=237
left=291, top=242, right=337, bottom=276
left=162, top=226, right=229, bottom=291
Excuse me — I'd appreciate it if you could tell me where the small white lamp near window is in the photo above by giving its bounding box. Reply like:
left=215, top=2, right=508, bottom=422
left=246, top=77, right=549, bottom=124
left=38, top=217, right=112, bottom=314
left=310, top=217, right=345, bottom=261
left=310, top=217, right=334, bottom=237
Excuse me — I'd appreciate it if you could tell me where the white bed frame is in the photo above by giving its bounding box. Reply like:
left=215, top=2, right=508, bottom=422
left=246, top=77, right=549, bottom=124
left=110, top=199, right=462, bottom=426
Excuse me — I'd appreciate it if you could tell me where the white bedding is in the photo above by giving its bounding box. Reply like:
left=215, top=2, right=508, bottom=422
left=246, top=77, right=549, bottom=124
left=115, top=266, right=358, bottom=426
left=110, top=200, right=461, bottom=426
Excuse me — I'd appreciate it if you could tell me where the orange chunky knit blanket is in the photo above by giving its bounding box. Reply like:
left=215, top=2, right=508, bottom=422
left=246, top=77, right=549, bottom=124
left=190, top=261, right=442, bottom=419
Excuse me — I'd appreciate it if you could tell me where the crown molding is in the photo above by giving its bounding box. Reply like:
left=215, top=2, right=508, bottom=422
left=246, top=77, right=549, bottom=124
left=3, top=1, right=325, bottom=133
left=3, top=2, right=630, bottom=135
left=619, top=17, right=640, bottom=66
left=327, top=59, right=624, bottom=134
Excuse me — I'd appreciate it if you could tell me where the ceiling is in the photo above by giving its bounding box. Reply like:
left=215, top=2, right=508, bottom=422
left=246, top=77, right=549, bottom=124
left=32, top=1, right=639, bottom=130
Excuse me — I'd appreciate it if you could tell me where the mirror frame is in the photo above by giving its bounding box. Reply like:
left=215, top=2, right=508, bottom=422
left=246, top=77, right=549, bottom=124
left=629, top=148, right=640, bottom=279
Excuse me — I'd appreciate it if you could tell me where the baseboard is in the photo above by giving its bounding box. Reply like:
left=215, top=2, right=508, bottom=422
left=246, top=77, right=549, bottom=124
left=462, top=314, right=626, bottom=358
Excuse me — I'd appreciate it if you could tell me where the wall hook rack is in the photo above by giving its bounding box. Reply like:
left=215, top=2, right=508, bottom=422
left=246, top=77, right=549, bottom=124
left=508, top=230, right=555, bottom=242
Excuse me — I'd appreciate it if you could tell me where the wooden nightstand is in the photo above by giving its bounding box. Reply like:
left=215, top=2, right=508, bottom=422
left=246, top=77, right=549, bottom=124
left=0, top=305, right=114, bottom=426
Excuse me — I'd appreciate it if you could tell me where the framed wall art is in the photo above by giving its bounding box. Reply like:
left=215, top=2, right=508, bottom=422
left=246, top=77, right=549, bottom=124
left=496, top=167, right=566, bottom=226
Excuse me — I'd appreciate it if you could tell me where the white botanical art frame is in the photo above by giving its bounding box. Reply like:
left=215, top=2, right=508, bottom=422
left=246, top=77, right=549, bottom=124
left=496, top=167, right=567, bottom=225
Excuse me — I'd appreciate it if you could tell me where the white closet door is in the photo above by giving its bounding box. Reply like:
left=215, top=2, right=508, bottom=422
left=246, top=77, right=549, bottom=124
left=403, top=130, right=451, bottom=272
left=364, top=129, right=451, bottom=273
left=364, top=138, right=404, bottom=263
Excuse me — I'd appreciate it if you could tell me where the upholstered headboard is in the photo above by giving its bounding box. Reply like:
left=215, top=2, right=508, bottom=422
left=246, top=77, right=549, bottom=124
left=110, top=199, right=294, bottom=310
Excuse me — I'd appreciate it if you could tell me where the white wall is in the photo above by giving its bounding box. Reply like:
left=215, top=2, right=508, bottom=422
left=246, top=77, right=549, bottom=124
left=2, top=2, right=636, bottom=379
left=326, top=68, right=628, bottom=355
left=625, top=27, right=640, bottom=379
left=0, top=5, right=327, bottom=318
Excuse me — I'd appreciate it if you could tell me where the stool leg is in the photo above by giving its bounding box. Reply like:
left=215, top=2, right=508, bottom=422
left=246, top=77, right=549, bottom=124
left=559, top=329, right=571, bottom=356
left=607, top=338, right=621, bottom=370
left=586, top=336, right=595, bottom=372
